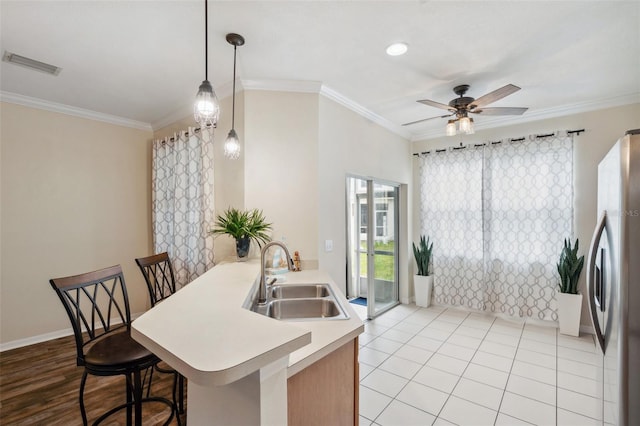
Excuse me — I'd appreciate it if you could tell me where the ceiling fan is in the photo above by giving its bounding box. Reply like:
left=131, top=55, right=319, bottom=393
left=403, top=84, right=528, bottom=128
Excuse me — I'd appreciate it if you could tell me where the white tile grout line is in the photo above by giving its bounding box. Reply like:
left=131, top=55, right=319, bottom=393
left=360, top=305, right=602, bottom=425
left=491, top=318, right=525, bottom=426
left=370, top=306, right=500, bottom=425
left=364, top=306, right=448, bottom=424
left=429, top=312, right=488, bottom=418
left=388, top=309, right=510, bottom=423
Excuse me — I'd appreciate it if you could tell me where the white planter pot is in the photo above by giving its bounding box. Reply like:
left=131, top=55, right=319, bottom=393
left=414, top=275, right=433, bottom=308
left=557, top=292, right=583, bottom=337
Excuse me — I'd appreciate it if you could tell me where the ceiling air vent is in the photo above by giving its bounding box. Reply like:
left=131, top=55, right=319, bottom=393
left=3, top=51, right=62, bottom=75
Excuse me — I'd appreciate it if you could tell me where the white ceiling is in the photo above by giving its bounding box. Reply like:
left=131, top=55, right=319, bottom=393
left=1, top=1, right=639, bottom=140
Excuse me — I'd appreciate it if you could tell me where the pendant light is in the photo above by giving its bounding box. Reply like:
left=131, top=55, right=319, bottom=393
left=223, top=33, right=244, bottom=159
left=194, top=0, right=220, bottom=128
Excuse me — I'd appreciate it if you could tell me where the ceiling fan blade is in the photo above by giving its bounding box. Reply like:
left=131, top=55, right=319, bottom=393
left=402, top=114, right=454, bottom=126
left=470, top=84, right=521, bottom=109
left=417, top=99, right=455, bottom=111
left=472, top=107, right=528, bottom=116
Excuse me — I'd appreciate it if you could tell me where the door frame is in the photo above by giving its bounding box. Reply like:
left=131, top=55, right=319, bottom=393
left=345, top=174, right=400, bottom=318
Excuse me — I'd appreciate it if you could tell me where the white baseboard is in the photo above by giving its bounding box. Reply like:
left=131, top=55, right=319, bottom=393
left=398, top=300, right=597, bottom=335
left=0, top=312, right=144, bottom=352
left=0, top=328, right=75, bottom=352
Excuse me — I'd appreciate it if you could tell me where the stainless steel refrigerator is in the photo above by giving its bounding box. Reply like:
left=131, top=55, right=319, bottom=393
left=587, top=129, right=639, bottom=426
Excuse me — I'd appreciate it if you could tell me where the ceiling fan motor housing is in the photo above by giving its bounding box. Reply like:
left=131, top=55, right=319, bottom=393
left=449, top=97, right=475, bottom=111
left=450, top=84, right=474, bottom=113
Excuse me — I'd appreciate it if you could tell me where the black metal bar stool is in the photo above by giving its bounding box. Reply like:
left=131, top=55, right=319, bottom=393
left=49, top=264, right=178, bottom=426
left=135, top=252, right=186, bottom=414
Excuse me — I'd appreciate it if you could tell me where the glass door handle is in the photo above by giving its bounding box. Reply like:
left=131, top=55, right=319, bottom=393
left=587, top=211, right=607, bottom=353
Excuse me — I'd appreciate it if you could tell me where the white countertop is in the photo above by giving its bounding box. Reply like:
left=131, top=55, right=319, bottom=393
left=131, top=260, right=364, bottom=386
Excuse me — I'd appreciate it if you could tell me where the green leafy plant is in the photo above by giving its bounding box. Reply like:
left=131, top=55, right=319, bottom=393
left=557, top=238, right=585, bottom=294
left=210, top=208, right=272, bottom=248
left=412, top=235, right=433, bottom=276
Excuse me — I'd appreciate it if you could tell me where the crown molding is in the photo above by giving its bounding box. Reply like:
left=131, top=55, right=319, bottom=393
left=241, top=79, right=322, bottom=94
left=319, top=85, right=412, bottom=140
left=235, top=79, right=411, bottom=140
left=8, top=85, right=636, bottom=142
left=412, top=92, right=640, bottom=142
left=0, top=91, right=152, bottom=131
left=150, top=104, right=193, bottom=132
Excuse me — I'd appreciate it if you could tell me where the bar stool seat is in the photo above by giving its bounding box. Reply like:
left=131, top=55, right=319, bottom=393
left=84, top=331, right=155, bottom=370
left=49, top=264, right=179, bottom=426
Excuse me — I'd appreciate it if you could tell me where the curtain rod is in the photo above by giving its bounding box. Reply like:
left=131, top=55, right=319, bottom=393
left=157, top=124, right=214, bottom=144
left=412, top=128, right=585, bottom=157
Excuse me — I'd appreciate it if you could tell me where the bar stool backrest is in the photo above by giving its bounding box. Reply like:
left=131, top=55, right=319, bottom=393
left=135, top=252, right=177, bottom=307
left=49, top=265, right=131, bottom=367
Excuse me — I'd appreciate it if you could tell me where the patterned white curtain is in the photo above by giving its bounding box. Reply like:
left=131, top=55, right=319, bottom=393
left=418, top=135, right=573, bottom=320
left=152, top=127, right=215, bottom=288
left=483, top=136, right=572, bottom=320
left=418, top=147, right=485, bottom=310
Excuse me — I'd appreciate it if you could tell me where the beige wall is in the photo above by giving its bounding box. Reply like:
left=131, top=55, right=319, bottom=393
left=244, top=91, right=320, bottom=262
left=0, top=102, right=153, bottom=347
left=7, top=90, right=624, bottom=346
left=153, top=94, right=245, bottom=262
left=412, top=103, right=640, bottom=326
left=318, top=96, right=412, bottom=300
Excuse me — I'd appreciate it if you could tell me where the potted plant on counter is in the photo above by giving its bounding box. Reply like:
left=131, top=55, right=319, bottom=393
left=556, top=238, right=585, bottom=336
left=413, top=235, right=434, bottom=307
left=210, top=208, right=272, bottom=261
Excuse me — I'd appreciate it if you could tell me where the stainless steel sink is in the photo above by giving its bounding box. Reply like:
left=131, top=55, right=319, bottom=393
left=270, top=284, right=330, bottom=299
left=266, top=299, right=344, bottom=320
left=248, top=283, right=349, bottom=321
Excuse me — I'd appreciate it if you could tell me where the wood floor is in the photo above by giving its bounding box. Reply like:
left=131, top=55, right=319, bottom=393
left=0, top=334, right=186, bottom=425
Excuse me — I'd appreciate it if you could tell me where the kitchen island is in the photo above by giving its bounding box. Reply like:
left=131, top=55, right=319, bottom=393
left=131, top=260, right=364, bottom=425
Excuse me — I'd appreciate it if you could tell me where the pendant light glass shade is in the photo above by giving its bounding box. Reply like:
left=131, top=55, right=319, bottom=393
left=194, top=80, right=220, bottom=127
left=224, top=129, right=241, bottom=159
left=194, top=0, right=220, bottom=128
left=458, top=116, right=472, bottom=134
left=224, top=33, right=245, bottom=160
left=466, top=118, right=475, bottom=134
left=445, top=120, right=456, bottom=136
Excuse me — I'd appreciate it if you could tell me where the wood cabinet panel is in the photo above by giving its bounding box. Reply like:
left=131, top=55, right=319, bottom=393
left=287, top=339, right=359, bottom=426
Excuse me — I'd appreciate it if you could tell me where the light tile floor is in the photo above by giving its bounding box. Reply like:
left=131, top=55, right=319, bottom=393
left=352, top=303, right=600, bottom=426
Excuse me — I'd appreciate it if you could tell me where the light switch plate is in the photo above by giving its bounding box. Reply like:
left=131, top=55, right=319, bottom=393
left=325, top=239, right=333, bottom=252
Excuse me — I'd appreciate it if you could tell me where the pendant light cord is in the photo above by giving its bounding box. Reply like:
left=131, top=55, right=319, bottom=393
left=231, top=44, right=237, bottom=128
left=204, top=0, right=208, bottom=80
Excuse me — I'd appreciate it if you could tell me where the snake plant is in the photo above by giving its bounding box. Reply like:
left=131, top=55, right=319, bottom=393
left=412, top=235, right=434, bottom=276
left=556, top=238, right=584, bottom=294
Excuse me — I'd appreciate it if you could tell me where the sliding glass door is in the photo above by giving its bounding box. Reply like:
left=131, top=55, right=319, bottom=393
left=346, top=176, right=399, bottom=318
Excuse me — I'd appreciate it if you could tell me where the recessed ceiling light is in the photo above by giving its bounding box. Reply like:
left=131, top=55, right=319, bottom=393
left=3, top=51, right=62, bottom=75
left=386, top=42, right=408, bottom=56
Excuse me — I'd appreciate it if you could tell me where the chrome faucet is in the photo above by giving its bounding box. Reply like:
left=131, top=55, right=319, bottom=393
left=258, top=241, right=295, bottom=305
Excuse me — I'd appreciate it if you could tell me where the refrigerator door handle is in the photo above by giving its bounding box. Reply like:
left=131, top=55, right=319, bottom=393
left=587, top=211, right=607, bottom=352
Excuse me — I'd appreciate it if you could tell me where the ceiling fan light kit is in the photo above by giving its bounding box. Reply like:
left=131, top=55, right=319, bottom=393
left=404, top=83, right=528, bottom=136
left=194, top=0, right=220, bottom=128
